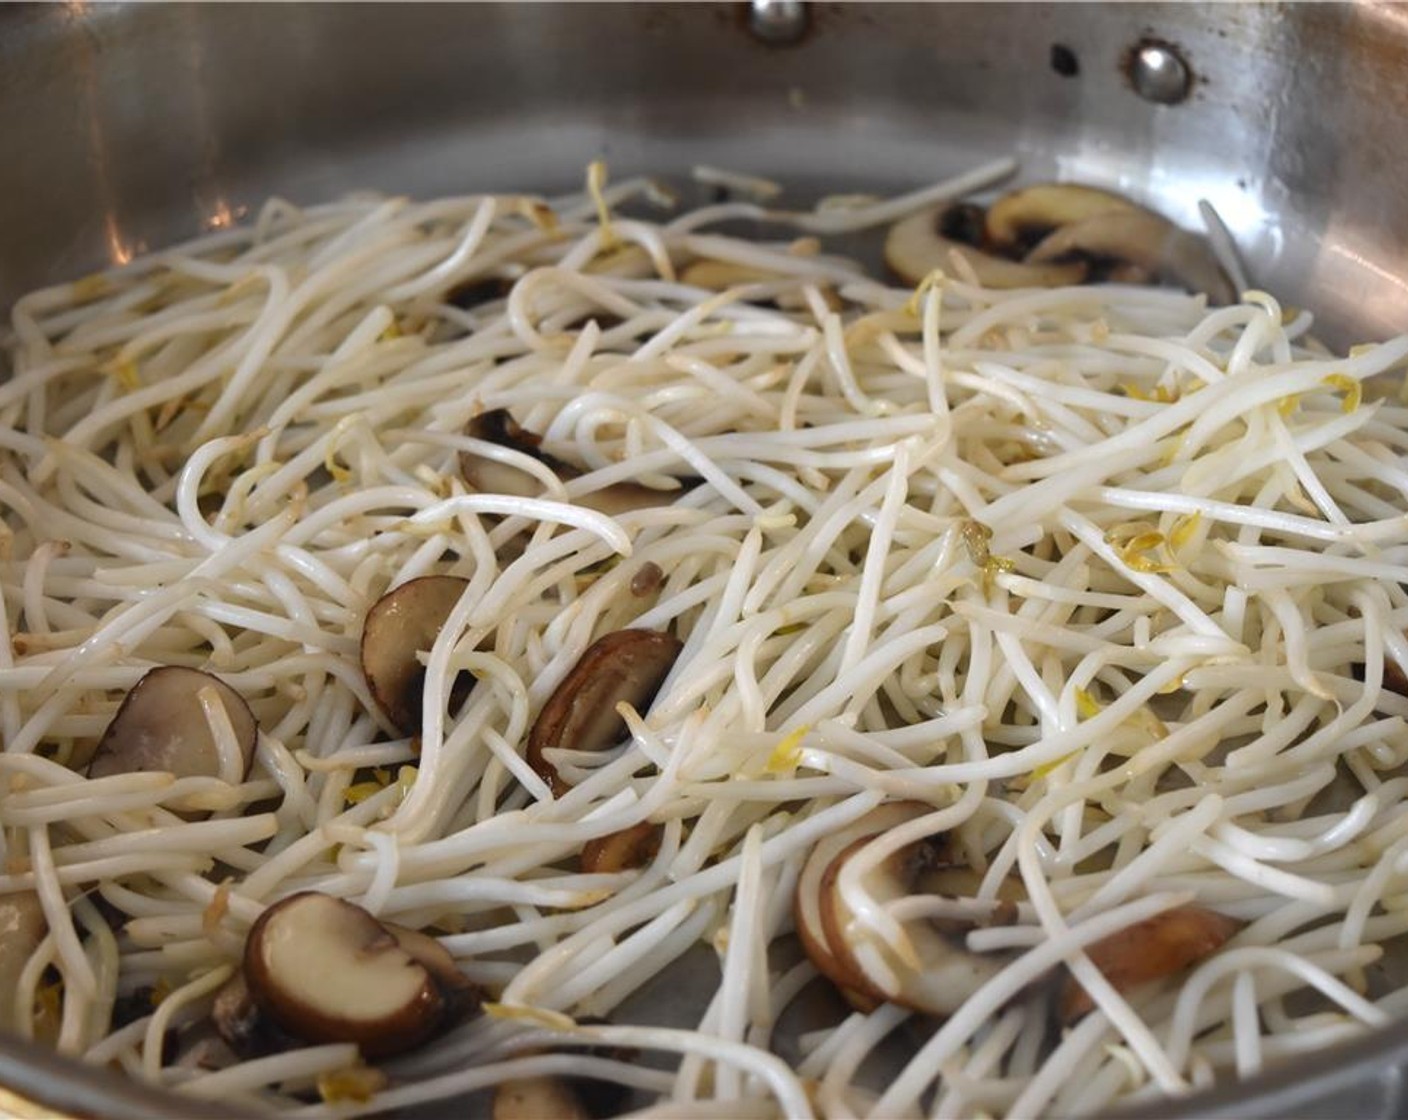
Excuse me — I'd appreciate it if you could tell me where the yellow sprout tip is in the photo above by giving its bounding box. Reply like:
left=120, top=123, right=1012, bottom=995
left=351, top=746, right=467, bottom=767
left=1033, top=750, right=1079, bottom=780
left=1321, top=373, right=1361, bottom=413
left=1168, top=511, right=1203, bottom=552
left=317, top=1065, right=387, bottom=1105
left=765, top=725, right=811, bottom=774
left=586, top=160, right=618, bottom=252
left=1074, top=688, right=1102, bottom=721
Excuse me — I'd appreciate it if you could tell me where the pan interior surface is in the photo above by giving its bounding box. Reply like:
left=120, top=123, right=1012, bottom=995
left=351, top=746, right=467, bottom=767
left=3, top=4, right=1408, bottom=1119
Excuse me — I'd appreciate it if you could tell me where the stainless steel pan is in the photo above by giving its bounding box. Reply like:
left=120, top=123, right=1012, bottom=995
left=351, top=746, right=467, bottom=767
left=3, top=3, right=1408, bottom=1116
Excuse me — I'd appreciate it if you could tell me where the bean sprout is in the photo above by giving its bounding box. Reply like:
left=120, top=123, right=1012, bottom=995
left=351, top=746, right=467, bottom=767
left=5, top=162, right=1408, bottom=1117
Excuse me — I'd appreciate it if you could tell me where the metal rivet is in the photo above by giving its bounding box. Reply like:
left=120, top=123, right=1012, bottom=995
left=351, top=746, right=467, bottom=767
left=1128, top=39, right=1192, bottom=105
left=749, top=0, right=808, bottom=46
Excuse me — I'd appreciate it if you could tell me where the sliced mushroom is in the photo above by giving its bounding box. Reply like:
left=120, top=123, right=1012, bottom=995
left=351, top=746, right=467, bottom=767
left=459, top=409, right=690, bottom=516
left=579, top=820, right=662, bottom=874
left=383, top=920, right=480, bottom=1017
left=459, top=409, right=572, bottom=501
left=815, top=826, right=1015, bottom=1016
left=211, top=972, right=300, bottom=1060
left=577, top=481, right=691, bottom=518
left=1383, top=656, right=1408, bottom=697
left=1059, top=904, right=1242, bottom=1022
left=526, top=629, right=682, bottom=796
left=884, top=206, right=1087, bottom=289
left=679, top=260, right=782, bottom=289
left=447, top=275, right=513, bottom=311
left=492, top=1022, right=635, bottom=1120
left=1026, top=209, right=1235, bottom=304
left=361, top=575, right=472, bottom=736
left=0, top=892, right=47, bottom=1033
left=794, top=802, right=931, bottom=1000
left=915, top=864, right=1028, bottom=913
left=243, top=892, right=455, bottom=1058
left=88, top=666, right=257, bottom=783
left=221, top=917, right=477, bottom=1060
left=984, top=183, right=1141, bottom=255
left=494, top=1076, right=591, bottom=1120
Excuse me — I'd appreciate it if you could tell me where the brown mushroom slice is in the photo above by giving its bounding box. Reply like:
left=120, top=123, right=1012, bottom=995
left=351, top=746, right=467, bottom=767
left=88, top=666, right=257, bottom=783
left=1060, top=904, right=1242, bottom=1022
left=1026, top=209, right=1236, bottom=304
left=243, top=892, right=449, bottom=1059
left=818, top=831, right=1014, bottom=1016
left=679, top=260, right=782, bottom=290
left=447, top=275, right=514, bottom=311
left=212, top=972, right=301, bottom=1060
left=1383, top=656, right=1408, bottom=697
left=984, top=183, right=1141, bottom=255
left=361, top=575, right=472, bottom=736
left=459, top=409, right=691, bottom=516
left=579, top=819, right=663, bottom=874
left=383, top=921, right=481, bottom=1017
left=794, top=801, right=932, bottom=999
left=459, top=409, right=572, bottom=500
left=0, top=892, right=47, bottom=1033
left=915, top=865, right=1028, bottom=916
left=577, top=478, right=696, bottom=518
left=492, top=1023, right=636, bottom=1120
left=884, top=206, right=1088, bottom=289
left=526, top=629, right=683, bottom=796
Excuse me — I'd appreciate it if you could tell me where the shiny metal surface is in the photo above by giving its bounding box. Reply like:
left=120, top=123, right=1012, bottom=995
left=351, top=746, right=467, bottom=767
left=2, top=1, right=1407, bottom=350
left=748, top=0, right=809, bottom=46
left=3, top=2, right=1408, bottom=1116
left=1127, top=39, right=1193, bottom=105
left=0, top=1035, right=249, bottom=1120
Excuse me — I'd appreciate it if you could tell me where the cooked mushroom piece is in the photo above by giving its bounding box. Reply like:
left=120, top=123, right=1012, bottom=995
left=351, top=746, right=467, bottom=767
left=884, top=206, right=1088, bottom=289
left=679, top=260, right=781, bottom=290
left=814, top=821, right=1015, bottom=1015
left=243, top=892, right=453, bottom=1058
left=492, top=1023, right=635, bottom=1120
left=361, top=575, right=472, bottom=736
left=459, top=409, right=571, bottom=500
left=579, top=819, right=662, bottom=874
left=794, top=802, right=931, bottom=1001
left=0, top=892, right=47, bottom=1033
left=984, top=183, right=1141, bottom=255
left=88, top=666, right=258, bottom=783
left=526, top=629, right=682, bottom=796
left=447, top=275, right=512, bottom=311
left=1059, top=904, right=1242, bottom=1022
left=459, top=409, right=689, bottom=516
left=211, top=972, right=300, bottom=1060
left=383, top=920, right=480, bottom=1018
left=1025, top=209, right=1236, bottom=304
left=1382, top=654, right=1408, bottom=697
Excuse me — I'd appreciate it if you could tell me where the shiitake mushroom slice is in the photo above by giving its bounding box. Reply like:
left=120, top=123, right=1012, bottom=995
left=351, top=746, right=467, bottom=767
left=525, top=629, right=682, bottom=797
left=1059, top=905, right=1242, bottom=1022
left=361, top=575, right=473, bottom=736
left=242, top=892, right=475, bottom=1060
left=459, top=409, right=694, bottom=515
left=88, top=666, right=257, bottom=783
left=884, top=205, right=1087, bottom=289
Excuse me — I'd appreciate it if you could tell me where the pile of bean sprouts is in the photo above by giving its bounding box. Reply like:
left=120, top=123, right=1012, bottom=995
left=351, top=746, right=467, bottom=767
left=5, top=157, right=1408, bottom=1119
